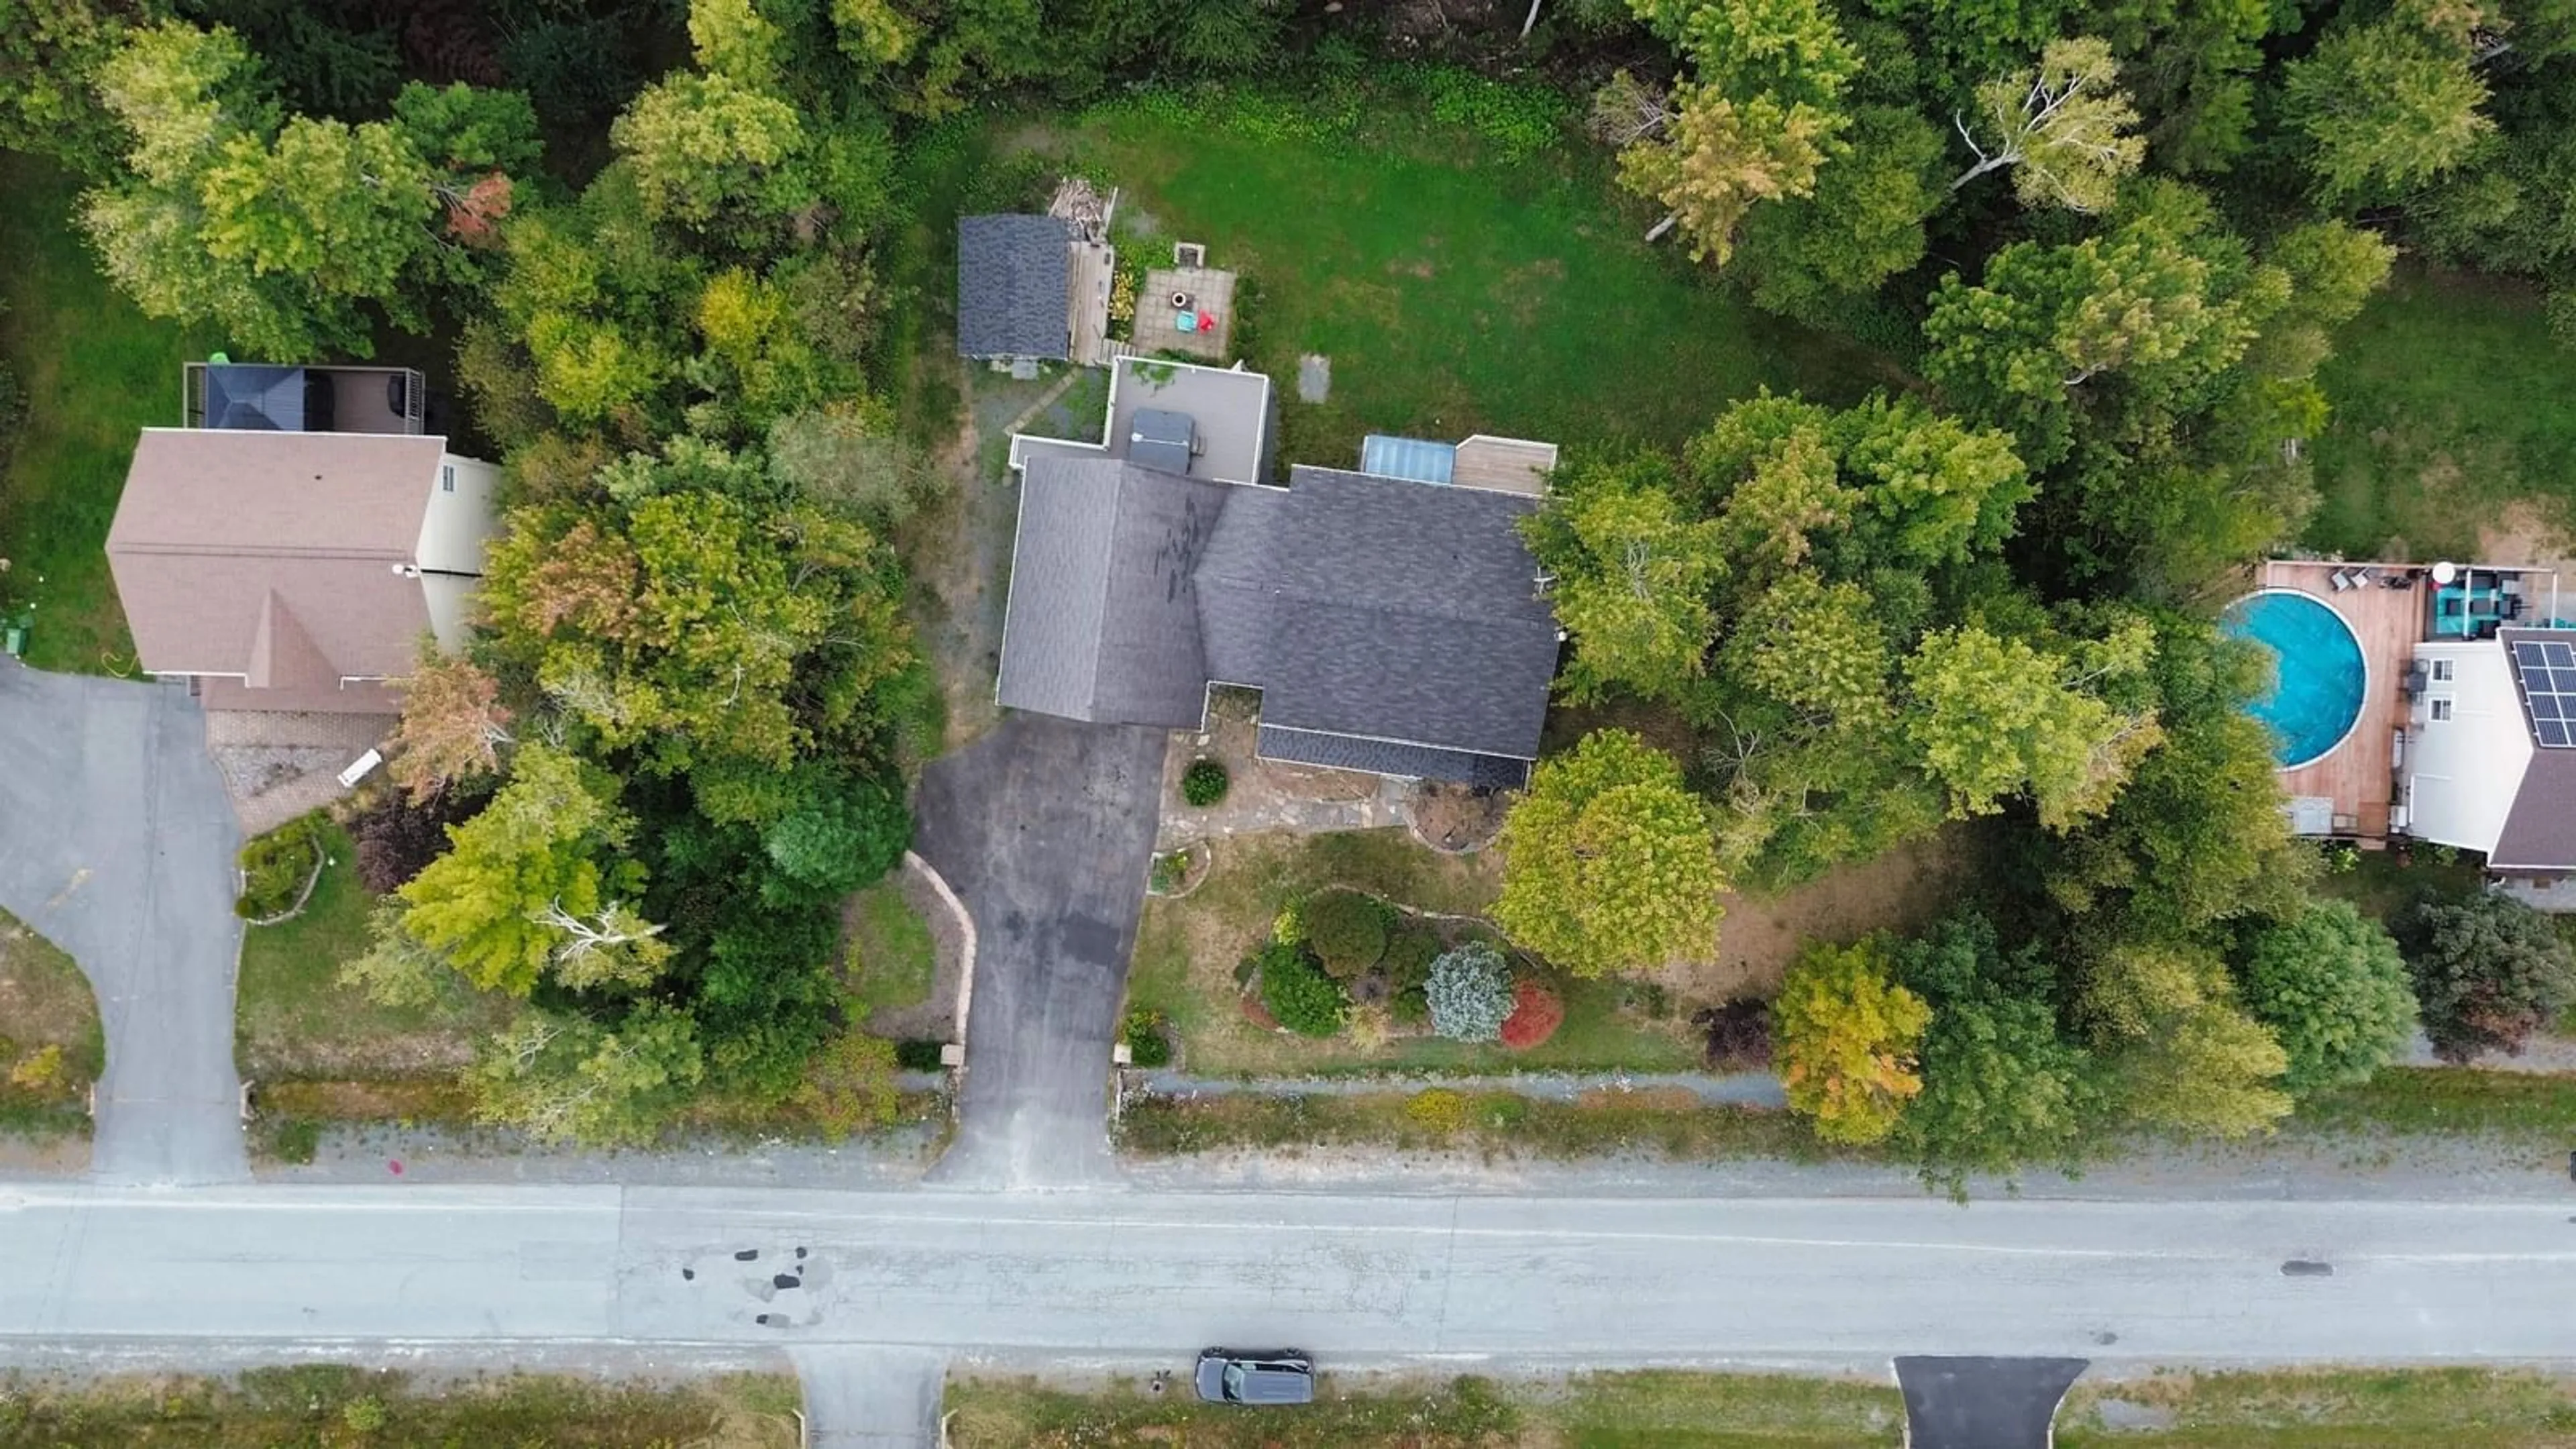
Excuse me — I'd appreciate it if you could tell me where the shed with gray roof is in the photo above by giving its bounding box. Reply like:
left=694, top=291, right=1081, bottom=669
left=957, top=214, right=1073, bottom=360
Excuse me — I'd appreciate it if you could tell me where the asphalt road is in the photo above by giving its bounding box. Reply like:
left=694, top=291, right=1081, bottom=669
left=0, top=663, right=246, bottom=1184
left=7, top=1184, right=2575, bottom=1362
left=912, top=713, right=1166, bottom=1189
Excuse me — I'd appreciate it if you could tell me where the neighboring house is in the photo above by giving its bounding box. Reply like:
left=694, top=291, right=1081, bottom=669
left=107, top=429, right=499, bottom=714
left=994, top=359, right=1564, bottom=786
left=957, top=211, right=1116, bottom=368
left=2241, top=557, right=2576, bottom=904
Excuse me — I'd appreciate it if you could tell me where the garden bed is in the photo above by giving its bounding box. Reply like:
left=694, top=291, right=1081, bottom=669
left=1124, top=828, right=1704, bottom=1077
left=0, top=910, right=102, bottom=1141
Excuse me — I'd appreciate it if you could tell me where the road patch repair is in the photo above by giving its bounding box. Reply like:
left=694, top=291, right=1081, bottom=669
left=1894, top=1356, right=2090, bottom=1449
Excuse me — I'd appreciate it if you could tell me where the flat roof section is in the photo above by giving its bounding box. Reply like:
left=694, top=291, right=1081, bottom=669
left=1110, top=358, right=1268, bottom=484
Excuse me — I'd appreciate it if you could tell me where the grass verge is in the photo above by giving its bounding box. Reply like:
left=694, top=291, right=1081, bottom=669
left=951, top=1365, right=2576, bottom=1448
left=2308, top=264, right=2576, bottom=564
left=1117, top=1085, right=1829, bottom=1162
left=234, top=820, right=508, bottom=1083
left=0, top=154, right=211, bottom=673
left=0, top=909, right=102, bottom=1139
left=845, top=877, right=936, bottom=1019
left=0, top=1365, right=802, bottom=1448
left=2289, top=1066, right=2576, bottom=1145
left=2059, top=1366, right=2576, bottom=1446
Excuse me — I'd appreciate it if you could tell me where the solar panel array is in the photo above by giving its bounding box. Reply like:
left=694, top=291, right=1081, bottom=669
left=2512, top=637, right=2576, bottom=747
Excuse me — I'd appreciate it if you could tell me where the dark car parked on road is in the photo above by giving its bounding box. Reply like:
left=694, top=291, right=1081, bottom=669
left=1194, top=1348, right=1315, bottom=1405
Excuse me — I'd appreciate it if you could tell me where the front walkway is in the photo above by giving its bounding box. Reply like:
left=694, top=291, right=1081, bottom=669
left=0, top=661, right=247, bottom=1183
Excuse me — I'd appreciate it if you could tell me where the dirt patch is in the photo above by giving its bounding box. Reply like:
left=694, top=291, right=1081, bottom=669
left=1670, top=828, right=1977, bottom=1005
left=246, top=1030, right=479, bottom=1081
left=2479, top=498, right=2576, bottom=590
left=1408, top=781, right=1508, bottom=853
left=1155, top=687, right=1399, bottom=848
left=899, top=362, right=1035, bottom=754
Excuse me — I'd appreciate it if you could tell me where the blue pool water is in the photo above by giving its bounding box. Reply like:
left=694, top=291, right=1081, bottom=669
left=2221, top=590, right=2367, bottom=769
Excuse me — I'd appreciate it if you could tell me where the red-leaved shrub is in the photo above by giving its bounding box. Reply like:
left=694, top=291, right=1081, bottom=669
left=1499, top=980, right=1564, bottom=1049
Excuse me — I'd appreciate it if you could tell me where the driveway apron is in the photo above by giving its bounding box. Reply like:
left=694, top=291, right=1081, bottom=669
left=913, top=713, right=1164, bottom=1189
left=0, top=662, right=247, bottom=1183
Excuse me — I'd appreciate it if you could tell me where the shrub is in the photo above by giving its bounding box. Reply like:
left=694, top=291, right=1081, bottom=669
left=1257, top=939, right=1348, bottom=1037
left=351, top=789, right=474, bottom=894
left=1304, top=889, right=1391, bottom=977
left=7, top=1043, right=66, bottom=1095
left=792, top=1033, right=901, bottom=1138
left=1122, top=1008, right=1173, bottom=1068
left=1696, top=1000, right=1774, bottom=1069
left=894, top=1038, right=948, bottom=1072
left=1426, top=942, right=1515, bottom=1042
left=2237, top=898, right=2417, bottom=1092
left=1499, top=980, right=1566, bottom=1050
left=236, top=814, right=324, bottom=920
left=2396, top=891, right=2576, bottom=1062
left=1385, top=925, right=1440, bottom=1024
left=342, top=1395, right=388, bottom=1434
left=1148, top=850, right=1189, bottom=894
left=1406, top=1087, right=1470, bottom=1133
left=1346, top=1002, right=1393, bottom=1051
left=1181, top=758, right=1230, bottom=807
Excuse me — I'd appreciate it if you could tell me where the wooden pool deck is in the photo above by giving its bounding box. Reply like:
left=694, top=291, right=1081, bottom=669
left=2262, top=559, right=2421, bottom=843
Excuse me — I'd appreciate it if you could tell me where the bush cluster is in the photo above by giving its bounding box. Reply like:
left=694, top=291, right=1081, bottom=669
left=1181, top=758, right=1230, bottom=808
left=1122, top=1008, right=1174, bottom=1068
left=1405, top=1087, right=1470, bottom=1134
left=894, top=1038, right=949, bottom=1072
left=1304, top=889, right=1392, bottom=977
left=236, top=814, right=325, bottom=921
left=1500, top=981, right=1566, bottom=1050
left=1425, top=942, right=1515, bottom=1042
left=351, top=789, right=475, bottom=894
left=1256, top=938, right=1348, bottom=1037
left=1385, top=925, right=1441, bottom=1023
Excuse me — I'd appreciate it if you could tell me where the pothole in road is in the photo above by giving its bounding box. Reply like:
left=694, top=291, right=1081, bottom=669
left=2279, top=1259, right=2334, bottom=1277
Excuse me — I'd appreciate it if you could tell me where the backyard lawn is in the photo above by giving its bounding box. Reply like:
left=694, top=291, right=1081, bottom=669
left=844, top=877, right=936, bottom=1021
left=1125, top=828, right=1703, bottom=1078
left=234, top=819, right=506, bottom=1085
left=1055, top=84, right=1896, bottom=470
left=2309, top=266, right=2576, bottom=567
left=0, top=154, right=209, bottom=674
left=0, top=909, right=102, bottom=1140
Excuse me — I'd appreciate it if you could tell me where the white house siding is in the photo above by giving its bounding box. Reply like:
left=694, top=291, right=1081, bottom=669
left=2405, top=639, right=2533, bottom=853
left=416, top=452, right=500, bottom=576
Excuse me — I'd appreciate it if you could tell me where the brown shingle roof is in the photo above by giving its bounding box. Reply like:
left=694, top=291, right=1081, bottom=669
left=107, top=430, right=453, bottom=702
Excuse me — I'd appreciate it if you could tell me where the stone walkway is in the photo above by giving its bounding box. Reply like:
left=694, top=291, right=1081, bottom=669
left=205, top=708, right=392, bottom=835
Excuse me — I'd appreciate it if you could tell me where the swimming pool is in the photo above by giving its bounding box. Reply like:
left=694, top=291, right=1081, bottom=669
left=2220, top=590, right=2368, bottom=769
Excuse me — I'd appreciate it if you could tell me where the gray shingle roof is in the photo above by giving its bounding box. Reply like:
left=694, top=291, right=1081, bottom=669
left=2492, top=627, right=2576, bottom=869
left=995, top=456, right=1228, bottom=727
left=1210, top=467, right=1555, bottom=759
left=957, top=215, right=1071, bottom=359
left=996, top=460, right=1560, bottom=781
left=1258, top=725, right=1532, bottom=787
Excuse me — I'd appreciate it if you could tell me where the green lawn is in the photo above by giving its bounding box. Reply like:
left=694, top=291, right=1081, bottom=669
left=2308, top=265, right=2576, bottom=567
left=1125, top=829, right=1701, bottom=1078
left=844, top=877, right=936, bottom=1020
left=0, top=1366, right=802, bottom=1448
left=2290, top=1065, right=2576, bottom=1144
left=1059, top=85, right=1894, bottom=470
left=2059, top=1367, right=2576, bottom=1448
left=0, top=154, right=211, bottom=673
left=235, top=820, right=506, bottom=1083
left=0, top=908, right=102, bottom=1138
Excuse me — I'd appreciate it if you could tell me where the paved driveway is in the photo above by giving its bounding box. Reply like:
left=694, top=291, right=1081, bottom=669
left=0, top=662, right=246, bottom=1183
left=912, top=713, right=1165, bottom=1189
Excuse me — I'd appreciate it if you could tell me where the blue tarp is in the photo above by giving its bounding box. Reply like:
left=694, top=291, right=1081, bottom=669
left=1360, top=434, right=1456, bottom=485
left=203, top=364, right=305, bottom=431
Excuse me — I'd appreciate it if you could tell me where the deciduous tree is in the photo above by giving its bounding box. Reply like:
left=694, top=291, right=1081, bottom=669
left=1774, top=938, right=1931, bottom=1145
left=468, top=1003, right=704, bottom=1147
left=1903, top=623, right=2163, bottom=828
left=1495, top=730, right=1727, bottom=977
left=1951, top=37, right=2144, bottom=213
left=387, top=651, right=513, bottom=803
left=609, top=70, right=810, bottom=229
left=2235, top=898, right=2416, bottom=1093
left=2284, top=16, right=2492, bottom=202
left=1521, top=458, right=1729, bottom=700
left=1617, top=86, right=1837, bottom=264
